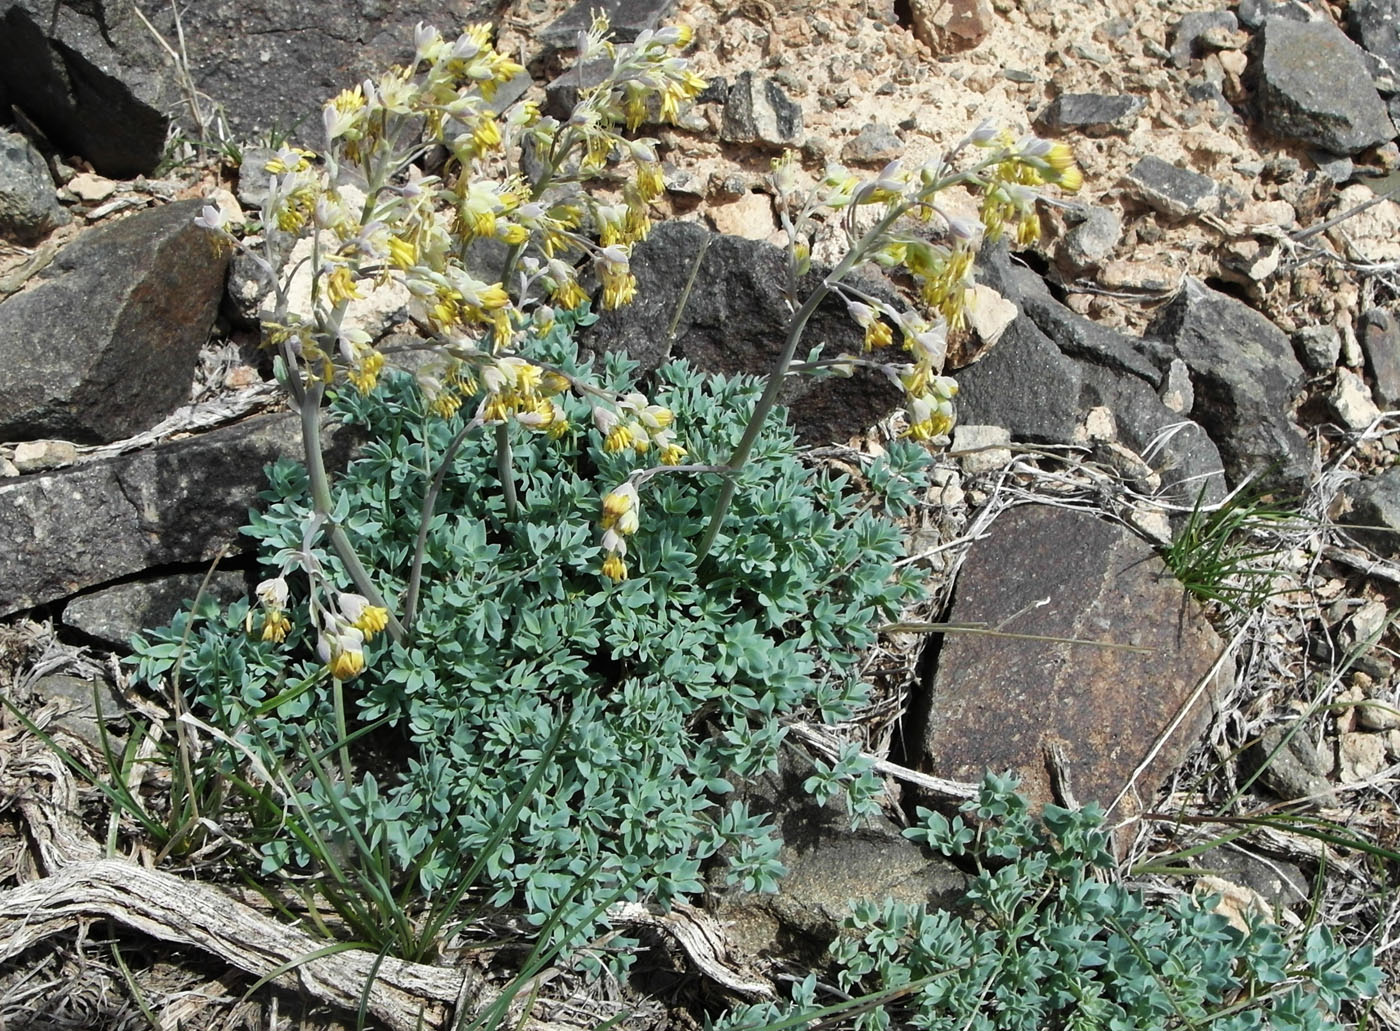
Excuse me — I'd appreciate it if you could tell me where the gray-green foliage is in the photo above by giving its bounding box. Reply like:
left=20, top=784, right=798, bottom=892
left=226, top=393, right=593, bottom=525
left=721, top=771, right=1381, bottom=1031
left=128, top=309, right=928, bottom=943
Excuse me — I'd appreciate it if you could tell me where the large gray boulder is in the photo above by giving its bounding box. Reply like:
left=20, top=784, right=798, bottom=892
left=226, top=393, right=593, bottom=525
left=143, top=0, right=500, bottom=143
left=0, top=200, right=229, bottom=444
left=1252, top=15, right=1397, bottom=154
left=0, top=1, right=173, bottom=177
left=0, top=412, right=339, bottom=617
left=581, top=221, right=903, bottom=445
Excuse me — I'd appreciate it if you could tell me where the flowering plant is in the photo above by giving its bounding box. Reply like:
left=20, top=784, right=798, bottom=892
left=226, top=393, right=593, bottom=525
left=153, top=14, right=1083, bottom=954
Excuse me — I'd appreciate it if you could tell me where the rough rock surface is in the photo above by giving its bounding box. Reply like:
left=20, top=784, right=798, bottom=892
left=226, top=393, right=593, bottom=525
left=1144, top=277, right=1308, bottom=486
left=63, top=571, right=250, bottom=648
left=141, top=0, right=499, bottom=142
left=1343, top=466, right=1400, bottom=559
left=581, top=221, right=901, bottom=444
left=0, top=0, right=173, bottom=177
left=0, top=129, right=63, bottom=243
left=709, top=748, right=967, bottom=960
left=0, top=201, right=229, bottom=444
left=909, top=505, right=1228, bottom=818
left=1252, top=16, right=1397, bottom=154
left=720, top=72, right=802, bottom=147
left=0, top=414, right=346, bottom=617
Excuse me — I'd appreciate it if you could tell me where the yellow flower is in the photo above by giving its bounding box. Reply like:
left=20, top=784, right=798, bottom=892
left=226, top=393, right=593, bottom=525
left=325, top=266, right=362, bottom=305
left=347, top=351, right=385, bottom=394
left=636, top=163, right=665, bottom=202
left=659, top=442, right=686, bottom=465
left=601, top=269, right=637, bottom=309
left=602, top=553, right=627, bottom=581
left=552, top=278, right=589, bottom=310
left=261, top=612, right=291, bottom=643
left=386, top=235, right=417, bottom=268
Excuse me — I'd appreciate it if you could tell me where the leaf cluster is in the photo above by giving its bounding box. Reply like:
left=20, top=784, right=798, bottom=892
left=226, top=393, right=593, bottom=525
left=128, top=313, right=930, bottom=952
left=721, top=772, right=1382, bottom=1031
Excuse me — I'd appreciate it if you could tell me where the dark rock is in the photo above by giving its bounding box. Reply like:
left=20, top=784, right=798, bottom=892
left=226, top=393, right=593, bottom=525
left=1358, top=307, right=1400, bottom=406
left=708, top=746, right=967, bottom=960
left=1246, top=723, right=1334, bottom=803
left=1236, top=0, right=1321, bottom=29
left=1195, top=846, right=1309, bottom=907
left=1186, top=78, right=1232, bottom=112
left=537, top=0, right=680, bottom=50
left=909, top=505, right=1227, bottom=819
left=961, top=245, right=1227, bottom=505
left=544, top=59, right=614, bottom=121
left=1123, top=155, right=1220, bottom=219
left=580, top=221, right=901, bottom=444
left=721, top=72, right=803, bottom=148
left=1310, top=151, right=1356, bottom=183
left=1145, top=278, right=1308, bottom=485
left=0, top=412, right=350, bottom=617
left=1169, top=10, right=1239, bottom=68
left=0, top=1, right=173, bottom=177
left=1252, top=16, right=1397, bottom=155
left=63, top=571, right=249, bottom=648
left=1059, top=204, right=1122, bottom=269
left=950, top=314, right=1086, bottom=442
left=0, top=200, right=229, bottom=444
left=840, top=123, right=903, bottom=165
left=35, top=673, right=127, bottom=751
left=1343, top=465, right=1400, bottom=558
left=1037, top=93, right=1145, bottom=135
left=140, top=1, right=500, bottom=144
left=0, top=129, right=64, bottom=244
left=1293, top=323, right=1342, bottom=371
left=1347, top=0, right=1400, bottom=83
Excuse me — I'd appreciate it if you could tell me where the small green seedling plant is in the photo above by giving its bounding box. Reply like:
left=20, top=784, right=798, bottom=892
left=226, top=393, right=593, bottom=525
left=719, top=772, right=1382, bottom=1031
left=128, top=14, right=1083, bottom=962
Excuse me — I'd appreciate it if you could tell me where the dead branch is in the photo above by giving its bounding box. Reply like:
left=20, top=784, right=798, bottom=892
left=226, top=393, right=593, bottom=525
left=0, top=858, right=471, bottom=1031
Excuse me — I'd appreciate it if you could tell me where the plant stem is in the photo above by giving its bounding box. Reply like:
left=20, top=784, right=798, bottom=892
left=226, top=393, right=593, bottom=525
left=694, top=202, right=910, bottom=562
left=298, top=384, right=407, bottom=643
left=331, top=674, right=353, bottom=786
left=403, top=419, right=479, bottom=631
left=495, top=422, right=519, bottom=518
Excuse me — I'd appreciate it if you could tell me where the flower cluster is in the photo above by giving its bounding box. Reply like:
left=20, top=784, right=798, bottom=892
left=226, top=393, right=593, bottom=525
left=316, top=590, right=390, bottom=680
left=598, top=481, right=641, bottom=581
left=593, top=394, right=684, bottom=464
left=769, top=125, right=1082, bottom=447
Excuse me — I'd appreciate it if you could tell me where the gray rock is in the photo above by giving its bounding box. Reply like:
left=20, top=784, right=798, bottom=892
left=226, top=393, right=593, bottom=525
left=0, top=412, right=351, bottom=617
left=1330, top=367, right=1382, bottom=429
left=1247, top=723, right=1334, bottom=804
left=139, top=0, right=498, bottom=144
left=1123, top=155, right=1220, bottom=218
left=35, top=673, right=127, bottom=751
left=537, top=0, right=680, bottom=50
left=1253, top=16, right=1397, bottom=155
left=64, top=571, right=250, bottom=648
left=0, top=200, right=229, bottom=444
left=721, top=72, right=803, bottom=148
left=0, top=129, right=64, bottom=244
left=1343, top=465, right=1400, bottom=558
left=908, top=505, right=1228, bottom=818
left=1347, top=0, right=1400, bottom=82
left=840, top=122, right=903, bottom=165
left=1194, top=846, right=1309, bottom=907
left=1358, top=307, right=1400, bottom=406
left=580, top=221, right=901, bottom=444
left=1311, top=151, right=1356, bottom=183
left=0, top=1, right=173, bottom=177
left=1169, top=10, right=1239, bottom=68
left=1059, top=204, right=1122, bottom=269
left=708, top=747, right=967, bottom=961
left=1294, top=323, right=1342, bottom=371
left=1037, top=93, right=1145, bottom=135
left=1237, top=0, right=1322, bottom=29
left=1145, top=278, right=1308, bottom=486
left=950, top=313, right=1086, bottom=443
left=963, top=245, right=1227, bottom=505
left=1186, top=79, right=1233, bottom=112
